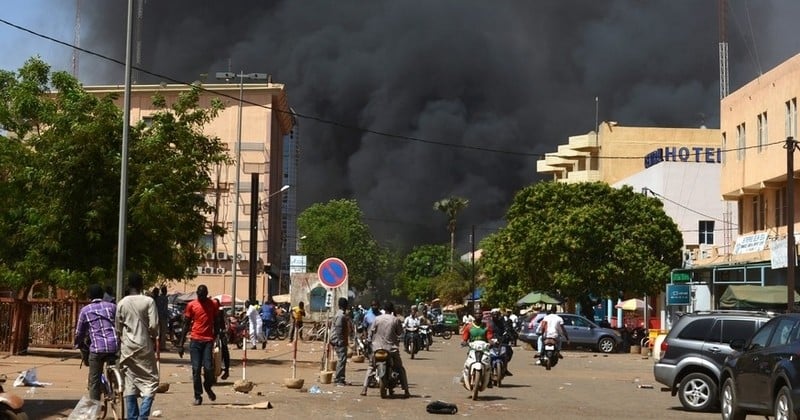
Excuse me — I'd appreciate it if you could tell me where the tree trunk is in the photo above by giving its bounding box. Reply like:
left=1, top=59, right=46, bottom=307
left=449, top=229, right=455, bottom=270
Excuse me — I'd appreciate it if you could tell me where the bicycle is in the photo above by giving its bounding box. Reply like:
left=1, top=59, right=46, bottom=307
left=302, top=322, right=328, bottom=343
left=98, top=363, right=124, bottom=420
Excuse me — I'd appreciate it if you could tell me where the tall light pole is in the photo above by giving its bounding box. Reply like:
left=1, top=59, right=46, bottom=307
left=115, top=0, right=134, bottom=302
left=216, top=71, right=268, bottom=306
left=260, top=185, right=290, bottom=302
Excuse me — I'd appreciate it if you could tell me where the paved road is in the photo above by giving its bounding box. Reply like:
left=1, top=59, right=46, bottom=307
left=2, top=338, right=720, bottom=419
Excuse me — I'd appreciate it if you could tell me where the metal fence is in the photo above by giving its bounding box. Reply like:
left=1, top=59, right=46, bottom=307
left=0, top=298, right=87, bottom=353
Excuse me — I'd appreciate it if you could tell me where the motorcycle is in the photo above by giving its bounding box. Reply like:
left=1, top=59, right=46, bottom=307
left=404, top=327, right=421, bottom=359
left=228, top=315, right=248, bottom=349
left=373, top=348, right=405, bottom=398
left=431, top=322, right=453, bottom=340
left=489, top=339, right=507, bottom=387
left=539, top=336, right=560, bottom=370
left=0, top=374, right=27, bottom=420
left=419, top=325, right=432, bottom=351
left=461, top=340, right=491, bottom=400
left=267, top=318, right=289, bottom=341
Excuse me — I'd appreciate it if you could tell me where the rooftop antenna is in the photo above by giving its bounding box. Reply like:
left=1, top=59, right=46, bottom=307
left=72, top=0, right=80, bottom=78
left=134, top=0, right=145, bottom=84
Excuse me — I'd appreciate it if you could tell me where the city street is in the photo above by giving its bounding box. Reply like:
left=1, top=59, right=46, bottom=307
left=1, top=338, right=721, bottom=419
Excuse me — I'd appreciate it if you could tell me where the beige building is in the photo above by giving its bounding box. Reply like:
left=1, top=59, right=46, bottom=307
left=537, top=123, right=720, bottom=186
left=86, top=83, right=294, bottom=302
left=688, top=52, right=800, bottom=301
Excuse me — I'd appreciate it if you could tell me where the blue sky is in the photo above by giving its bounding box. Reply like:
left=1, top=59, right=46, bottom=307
left=1, top=1, right=87, bottom=75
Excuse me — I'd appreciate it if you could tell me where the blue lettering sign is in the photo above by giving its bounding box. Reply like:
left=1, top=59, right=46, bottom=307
left=678, top=147, right=690, bottom=162
left=664, top=147, right=677, bottom=161
left=643, top=146, right=722, bottom=167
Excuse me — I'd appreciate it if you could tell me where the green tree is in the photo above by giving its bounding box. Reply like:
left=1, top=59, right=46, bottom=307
left=297, top=199, right=387, bottom=291
left=433, top=259, right=475, bottom=305
left=433, top=196, right=469, bottom=267
left=0, top=58, right=230, bottom=297
left=392, top=244, right=449, bottom=301
left=480, top=182, right=683, bottom=308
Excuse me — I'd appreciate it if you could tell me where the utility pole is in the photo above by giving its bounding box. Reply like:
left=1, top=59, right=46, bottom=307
left=786, top=136, right=799, bottom=312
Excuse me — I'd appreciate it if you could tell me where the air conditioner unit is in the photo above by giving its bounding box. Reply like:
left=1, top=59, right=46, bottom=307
left=236, top=253, right=246, bottom=261
left=215, top=267, right=226, bottom=275
left=204, top=251, right=215, bottom=260
left=216, top=251, right=229, bottom=261
left=195, top=266, right=203, bottom=275
left=202, top=267, right=214, bottom=274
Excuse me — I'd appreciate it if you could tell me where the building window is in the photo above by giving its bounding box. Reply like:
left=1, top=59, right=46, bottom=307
left=786, top=98, right=797, bottom=139
left=737, top=123, right=746, bottom=160
left=721, top=132, right=727, bottom=164
left=751, top=193, right=766, bottom=232
left=776, top=186, right=788, bottom=227
left=757, top=112, right=767, bottom=152
left=699, top=220, right=714, bottom=245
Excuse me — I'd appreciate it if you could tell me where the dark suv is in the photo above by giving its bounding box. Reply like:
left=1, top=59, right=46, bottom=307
left=653, top=310, right=772, bottom=412
left=720, top=313, right=800, bottom=420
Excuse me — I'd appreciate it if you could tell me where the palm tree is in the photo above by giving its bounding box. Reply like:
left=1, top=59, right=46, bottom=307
left=433, top=196, right=469, bottom=268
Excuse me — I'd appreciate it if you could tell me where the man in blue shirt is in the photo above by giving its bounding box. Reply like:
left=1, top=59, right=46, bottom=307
left=74, top=284, right=119, bottom=401
left=362, top=300, right=380, bottom=330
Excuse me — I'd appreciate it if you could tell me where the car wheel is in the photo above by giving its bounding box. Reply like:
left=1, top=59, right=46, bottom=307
left=678, top=372, right=717, bottom=411
left=720, top=377, right=746, bottom=420
left=597, top=337, right=616, bottom=353
left=775, top=386, right=797, bottom=420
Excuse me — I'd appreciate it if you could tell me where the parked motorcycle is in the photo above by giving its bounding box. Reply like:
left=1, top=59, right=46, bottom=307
left=373, top=348, right=405, bottom=398
left=461, top=340, right=491, bottom=400
left=539, top=336, right=560, bottom=370
left=404, top=327, right=421, bottom=359
left=489, top=339, right=507, bottom=387
left=419, top=325, right=432, bottom=351
left=267, top=318, right=289, bottom=341
left=0, top=374, right=27, bottom=420
left=431, top=322, right=453, bottom=340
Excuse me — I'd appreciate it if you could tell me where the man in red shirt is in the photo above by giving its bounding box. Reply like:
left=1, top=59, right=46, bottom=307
left=178, top=284, right=219, bottom=406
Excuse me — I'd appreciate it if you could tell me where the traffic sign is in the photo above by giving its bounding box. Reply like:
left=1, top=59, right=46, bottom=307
left=317, top=257, right=348, bottom=288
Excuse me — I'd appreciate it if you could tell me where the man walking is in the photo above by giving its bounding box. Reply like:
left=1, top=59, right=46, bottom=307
left=156, top=285, right=169, bottom=349
left=178, top=285, right=220, bottom=405
left=74, top=284, right=119, bottom=402
left=330, top=297, right=351, bottom=386
left=260, top=297, right=276, bottom=349
left=116, top=273, right=160, bottom=419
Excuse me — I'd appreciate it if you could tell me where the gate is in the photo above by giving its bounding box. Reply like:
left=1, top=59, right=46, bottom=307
left=0, top=298, right=88, bottom=354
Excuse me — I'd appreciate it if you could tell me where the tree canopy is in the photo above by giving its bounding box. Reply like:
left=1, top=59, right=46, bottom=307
left=392, top=244, right=449, bottom=301
left=0, top=58, right=230, bottom=297
left=297, top=198, right=388, bottom=291
left=480, top=181, right=683, bottom=308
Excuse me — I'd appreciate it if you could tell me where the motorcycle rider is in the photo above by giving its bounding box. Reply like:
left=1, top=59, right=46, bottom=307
left=402, top=306, right=422, bottom=352
left=488, top=309, right=513, bottom=376
left=462, top=311, right=492, bottom=344
left=536, top=310, right=570, bottom=365
left=360, top=301, right=410, bottom=398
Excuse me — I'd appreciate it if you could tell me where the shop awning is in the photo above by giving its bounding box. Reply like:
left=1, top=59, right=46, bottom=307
left=719, top=285, right=800, bottom=309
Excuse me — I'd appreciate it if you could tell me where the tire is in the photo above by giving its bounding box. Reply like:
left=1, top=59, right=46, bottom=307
left=276, top=324, right=288, bottom=340
left=720, top=377, right=746, bottom=420
left=678, top=372, right=717, bottom=412
left=442, top=330, right=453, bottom=340
left=379, top=378, right=388, bottom=399
left=545, top=355, right=552, bottom=371
left=471, top=372, right=480, bottom=400
left=597, top=337, right=616, bottom=353
left=410, top=341, right=416, bottom=359
left=302, top=326, right=316, bottom=343
left=776, top=386, right=797, bottom=420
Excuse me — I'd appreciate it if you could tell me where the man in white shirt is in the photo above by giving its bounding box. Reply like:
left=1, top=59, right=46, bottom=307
left=402, top=307, right=421, bottom=351
left=536, top=311, right=570, bottom=360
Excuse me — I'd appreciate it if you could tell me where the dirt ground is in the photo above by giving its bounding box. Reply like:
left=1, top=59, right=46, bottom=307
left=2, top=339, right=720, bottom=420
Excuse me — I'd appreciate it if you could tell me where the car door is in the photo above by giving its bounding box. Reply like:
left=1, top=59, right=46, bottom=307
left=563, top=315, right=593, bottom=346
left=702, top=318, right=759, bottom=370
left=734, top=318, right=778, bottom=408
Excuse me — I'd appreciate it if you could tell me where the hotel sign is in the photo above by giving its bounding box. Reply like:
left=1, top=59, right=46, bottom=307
left=644, top=147, right=722, bottom=168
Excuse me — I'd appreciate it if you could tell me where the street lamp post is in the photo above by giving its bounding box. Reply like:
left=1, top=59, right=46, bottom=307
left=215, top=71, right=268, bottom=307
left=259, top=185, right=290, bottom=301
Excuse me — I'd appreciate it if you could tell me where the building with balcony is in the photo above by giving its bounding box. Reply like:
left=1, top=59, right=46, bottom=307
left=85, top=83, right=294, bottom=302
left=536, top=123, right=720, bottom=186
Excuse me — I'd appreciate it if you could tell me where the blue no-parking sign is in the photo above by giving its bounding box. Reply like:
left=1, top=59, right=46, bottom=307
left=317, top=257, right=348, bottom=288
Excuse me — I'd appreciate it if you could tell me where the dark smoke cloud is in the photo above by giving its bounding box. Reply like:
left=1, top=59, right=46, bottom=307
left=75, top=0, right=800, bottom=252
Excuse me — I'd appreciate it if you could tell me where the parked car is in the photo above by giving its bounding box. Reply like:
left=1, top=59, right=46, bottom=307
left=720, top=313, right=800, bottom=420
left=653, top=310, right=772, bottom=412
left=518, top=313, right=621, bottom=354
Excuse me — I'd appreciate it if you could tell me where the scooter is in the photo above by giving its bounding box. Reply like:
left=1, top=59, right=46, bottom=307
left=539, top=336, right=560, bottom=371
left=489, top=339, right=507, bottom=387
left=373, top=348, right=405, bottom=398
left=228, top=315, right=248, bottom=349
left=431, top=322, right=453, bottom=340
left=418, top=325, right=432, bottom=351
left=461, top=340, right=491, bottom=400
left=0, top=374, right=27, bottom=420
left=404, top=327, right=421, bottom=359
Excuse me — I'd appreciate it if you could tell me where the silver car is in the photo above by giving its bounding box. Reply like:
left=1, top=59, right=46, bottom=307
left=519, top=313, right=621, bottom=353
